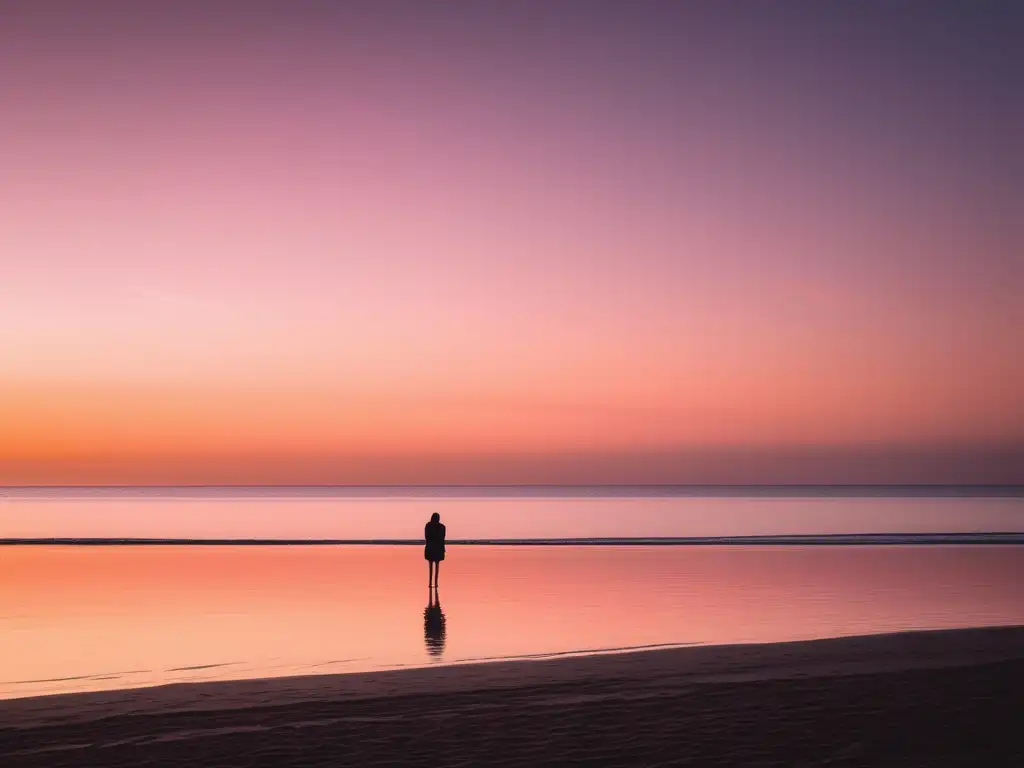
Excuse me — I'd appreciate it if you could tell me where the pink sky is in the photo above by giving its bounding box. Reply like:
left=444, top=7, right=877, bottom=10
left=1, top=3, right=1021, bottom=484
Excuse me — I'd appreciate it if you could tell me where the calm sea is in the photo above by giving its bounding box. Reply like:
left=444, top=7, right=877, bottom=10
left=2, top=485, right=1022, bottom=540
left=1, top=488, right=1021, bottom=699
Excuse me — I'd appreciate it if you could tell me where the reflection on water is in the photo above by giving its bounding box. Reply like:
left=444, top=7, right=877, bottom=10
left=424, top=588, right=446, bottom=658
left=0, top=544, right=1021, bottom=699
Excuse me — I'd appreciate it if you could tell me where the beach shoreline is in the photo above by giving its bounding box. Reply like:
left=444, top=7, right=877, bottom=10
left=2, top=626, right=1021, bottom=766
left=4, top=532, right=1023, bottom=545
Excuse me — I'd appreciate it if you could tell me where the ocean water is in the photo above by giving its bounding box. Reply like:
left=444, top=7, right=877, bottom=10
left=1, top=489, right=1021, bottom=700
left=1, top=544, right=1022, bottom=700
left=1, top=486, right=1022, bottom=540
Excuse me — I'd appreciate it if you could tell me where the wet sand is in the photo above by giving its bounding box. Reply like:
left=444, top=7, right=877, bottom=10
left=1, top=626, right=1021, bottom=766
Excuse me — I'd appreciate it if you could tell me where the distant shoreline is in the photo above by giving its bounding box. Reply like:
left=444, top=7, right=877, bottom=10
left=3, top=533, right=1022, bottom=546
left=2, top=484, right=1022, bottom=498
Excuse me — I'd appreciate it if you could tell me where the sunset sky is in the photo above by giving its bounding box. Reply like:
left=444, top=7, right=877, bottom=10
left=2, top=2, right=1021, bottom=485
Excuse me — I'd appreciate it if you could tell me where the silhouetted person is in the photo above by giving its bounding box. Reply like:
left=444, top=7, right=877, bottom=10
left=424, top=512, right=446, bottom=587
left=424, top=587, right=446, bottom=658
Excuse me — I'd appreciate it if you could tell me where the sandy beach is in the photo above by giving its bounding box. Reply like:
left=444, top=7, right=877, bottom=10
left=1, top=625, right=1021, bottom=766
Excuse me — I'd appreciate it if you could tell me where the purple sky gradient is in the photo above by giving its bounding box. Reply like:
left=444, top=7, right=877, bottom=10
left=1, top=2, right=1021, bottom=484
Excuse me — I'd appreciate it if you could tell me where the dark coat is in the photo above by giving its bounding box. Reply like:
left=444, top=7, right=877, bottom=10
left=424, top=521, right=446, bottom=562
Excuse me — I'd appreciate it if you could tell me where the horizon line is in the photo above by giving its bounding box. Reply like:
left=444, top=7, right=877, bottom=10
left=2, top=483, right=1021, bottom=499
left=4, top=482, right=1022, bottom=490
left=4, top=482, right=1021, bottom=486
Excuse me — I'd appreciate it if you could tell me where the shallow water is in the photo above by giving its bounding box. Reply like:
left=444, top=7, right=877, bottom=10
left=1, top=544, right=1021, bottom=700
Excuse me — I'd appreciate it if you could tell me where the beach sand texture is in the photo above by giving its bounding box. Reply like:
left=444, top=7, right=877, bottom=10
left=1, top=626, right=1021, bottom=767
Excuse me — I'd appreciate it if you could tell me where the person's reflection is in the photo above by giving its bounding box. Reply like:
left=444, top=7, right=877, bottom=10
left=424, top=587, right=446, bottom=658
